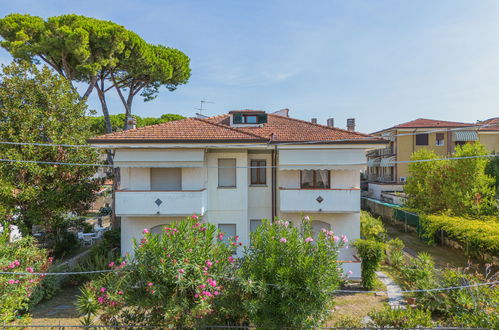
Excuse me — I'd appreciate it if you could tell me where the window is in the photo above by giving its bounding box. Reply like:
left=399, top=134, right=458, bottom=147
left=415, top=134, right=429, bottom=146
left=250, top=160, right=266, bottom=185
left=218, top=224, right=236, bottom=244
left=436, top=133, right=445, bottom=146
left=242, top=115, right=258, bottom=124
left=250, top=219, right=262, bottom=233
left=150, top=168, right=181, bottom=190
left=218, top=159, right=236, bottom=187
left=300, top=170, right=330, bottom=189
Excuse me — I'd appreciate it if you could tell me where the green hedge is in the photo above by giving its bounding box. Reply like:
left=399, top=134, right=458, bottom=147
left=353, top=239, right=385, bottom=290
left=420, top=214, right=499, bottom=258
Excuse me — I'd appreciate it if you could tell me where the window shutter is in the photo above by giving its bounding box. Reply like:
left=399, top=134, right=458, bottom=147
left=233, top=113, right=242, bottom=124
left=257, top=113, right=268, bottom=124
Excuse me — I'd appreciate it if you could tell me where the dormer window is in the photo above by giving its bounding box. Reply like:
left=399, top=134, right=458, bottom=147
left=229, top=110, right=267, bottom=126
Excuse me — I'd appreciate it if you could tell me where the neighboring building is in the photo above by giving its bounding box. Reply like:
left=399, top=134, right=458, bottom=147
left=366, top=118, right=499, bottom=200
left=89, top=110, right=386, bottom=277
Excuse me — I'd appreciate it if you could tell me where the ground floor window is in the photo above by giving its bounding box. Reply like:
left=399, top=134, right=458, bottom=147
left=218, top=224, right=237, bottom=244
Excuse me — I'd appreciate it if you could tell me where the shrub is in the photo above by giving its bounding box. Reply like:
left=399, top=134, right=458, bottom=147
left=368, top=306, right=434, bottom=328
left=399, top=252, right=436, bottom=291
left=0, top=225, right=51, bottom=322
left=77, top=216, right=235, bottom=328
left=237, top=219, right=345, bottom=328
left=385, top=238, right=405, bottom=268
left=333, top=315, right=363, bottom=328
left=360, top=211, right=387, bottom=242
left=420, top=214, right=499, bottom=259
left=354, top=239, right=385, bottom=290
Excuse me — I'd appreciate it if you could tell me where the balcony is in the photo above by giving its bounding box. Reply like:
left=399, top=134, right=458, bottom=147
left=279, top=188, right=360, bottom=213
left=115, top=189, right=207, bottom=216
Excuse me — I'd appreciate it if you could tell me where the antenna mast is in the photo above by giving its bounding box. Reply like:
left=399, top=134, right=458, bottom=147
left=194, top=100, right=214, bottom=115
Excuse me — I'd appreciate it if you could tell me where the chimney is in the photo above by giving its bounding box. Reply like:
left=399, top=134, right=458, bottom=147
left=311, top=118, right=317, bottom=124
left=125, top=115, right=137, bottom=130
left=347, top=118, right=355, bottom=131
left=327, top=118, right=334, bottom=127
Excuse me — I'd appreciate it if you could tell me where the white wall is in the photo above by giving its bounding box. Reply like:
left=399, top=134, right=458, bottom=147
left=331, top=170, right=359, bottom=188
left=204, top=151, right=249, bottom=254
left=121, top=216, right=181, bottom=256
left=248, top=153, right=272, bottom=222
left=368, top=183, right=404, bottom=200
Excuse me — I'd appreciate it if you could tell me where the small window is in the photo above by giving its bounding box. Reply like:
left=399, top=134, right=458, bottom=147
left=250, top=219, right=262, bottom=233
left=436, top=133, right=445, bottom=146
left=242, top=115, right=258, bottom=124
left=218, top=159, right=236, bottom=187
left=250, top=160, right=266, bottom=185
left=218, top=224, right=236, bottom=244
left=415, top=134, right=429, bottom=146
left=300, top=170, right=330, bottom=189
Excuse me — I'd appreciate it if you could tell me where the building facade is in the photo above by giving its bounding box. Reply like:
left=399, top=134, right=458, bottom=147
left=89, top=110, right=386, bottom=277
left=366, top=118, right=499, bottom=199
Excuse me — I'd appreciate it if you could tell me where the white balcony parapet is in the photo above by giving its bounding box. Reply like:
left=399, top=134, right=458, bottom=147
left=279, top=188, right=360, bottom=213
left=115, top=189, right=207, bottom=216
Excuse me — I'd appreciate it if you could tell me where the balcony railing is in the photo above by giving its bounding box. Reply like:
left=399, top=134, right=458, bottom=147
left=279, top=188, right=360, bottom=213
left=115, top=189, right=207, bottom=216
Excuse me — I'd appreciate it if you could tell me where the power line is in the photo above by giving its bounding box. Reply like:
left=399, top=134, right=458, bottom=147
left=0, top=154, right=495, bottom=169
left=0, top=122, right=495, bottom=150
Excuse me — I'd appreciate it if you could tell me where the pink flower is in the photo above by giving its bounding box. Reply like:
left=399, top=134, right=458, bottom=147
left=26, top=267, right=34, bottom=273
left=279, top=237, right=287, bottom=243
left=333, top=236, right=339, bottom=242
left=206, top=260, right=213, bottom=267
left=147, top=282, right=153, bottom=287
left=191, top=214, right=199, bottom=219
left=178, top=268, right=185, bottom=274
left=108, top=262, right=115, bottom=268
left=121, top=261, right=127, bottom=266
left=341, top=234, right=348, bottom=243
left=8, top=280, right=15, bottom=284
left=100, top=287, right=106, bottom=293
left=150, top=290, right=155, bottom=294
left=199, top=284, right=206, bottom=289
left=217, top=233, right=224, bottom=240
left=304, top=216, right=310, bottom=221
left=194, top=293, right=199, bottom=298
left=228, top=256, right=234, bottom=263
left=97, top=296, right=105, bottom=304
left=214, top=291, right=220, bottom=296
left=143, top=228, right=149, bottom=234
left=305, top=237, right=314, bottom=243
left=347, top=270, right=353, bottom=275
left=117, top=291, right=123, bottom=295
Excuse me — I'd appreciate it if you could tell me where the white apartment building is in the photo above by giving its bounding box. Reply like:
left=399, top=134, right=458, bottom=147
left=89, top=109, right=386, bottom=277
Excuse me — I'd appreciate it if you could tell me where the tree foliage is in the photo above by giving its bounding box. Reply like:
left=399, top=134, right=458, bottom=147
left=0, top=14, right=191, bottom=133
left=0, top=62, right=100, bottom=234
left=404, top=143, right=496, bottom=216
left=86, top=113, right=185, bottom=137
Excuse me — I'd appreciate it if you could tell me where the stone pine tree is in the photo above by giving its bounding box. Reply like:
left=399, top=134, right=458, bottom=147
left=0, top=14, right=191, bottom=134
left=0, top=62, right=100, bottom=235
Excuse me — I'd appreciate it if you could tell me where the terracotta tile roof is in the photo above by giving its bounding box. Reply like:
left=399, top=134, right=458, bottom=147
left=393, top=118, right=474, bottom=128
left=477, top=117, right=499, bottom=131
left=88, top=112, right=385, bottom=144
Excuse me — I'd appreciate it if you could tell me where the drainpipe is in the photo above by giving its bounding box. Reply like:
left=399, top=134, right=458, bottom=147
left=271, top=145, right=277, bottom=221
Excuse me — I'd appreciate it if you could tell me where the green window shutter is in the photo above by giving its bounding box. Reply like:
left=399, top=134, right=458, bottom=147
left=233, top=113, right=242, bottom=124
left=257, top=114, right=268, bottom=124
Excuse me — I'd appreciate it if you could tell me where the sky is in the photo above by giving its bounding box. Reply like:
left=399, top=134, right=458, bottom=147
left=1, top=0, right=499, bottom=133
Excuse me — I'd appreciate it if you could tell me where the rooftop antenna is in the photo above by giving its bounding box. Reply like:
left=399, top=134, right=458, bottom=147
left=195, top=100, right=214, bottom=115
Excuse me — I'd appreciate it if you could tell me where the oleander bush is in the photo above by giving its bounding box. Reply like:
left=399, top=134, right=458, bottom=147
left=237, top=219, right=345, bottom=328
left=0, top=225, right=51, bottom=322
left=420, top=214, right=499, bottom=259
left=77, top=216, right=236, bottom=327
